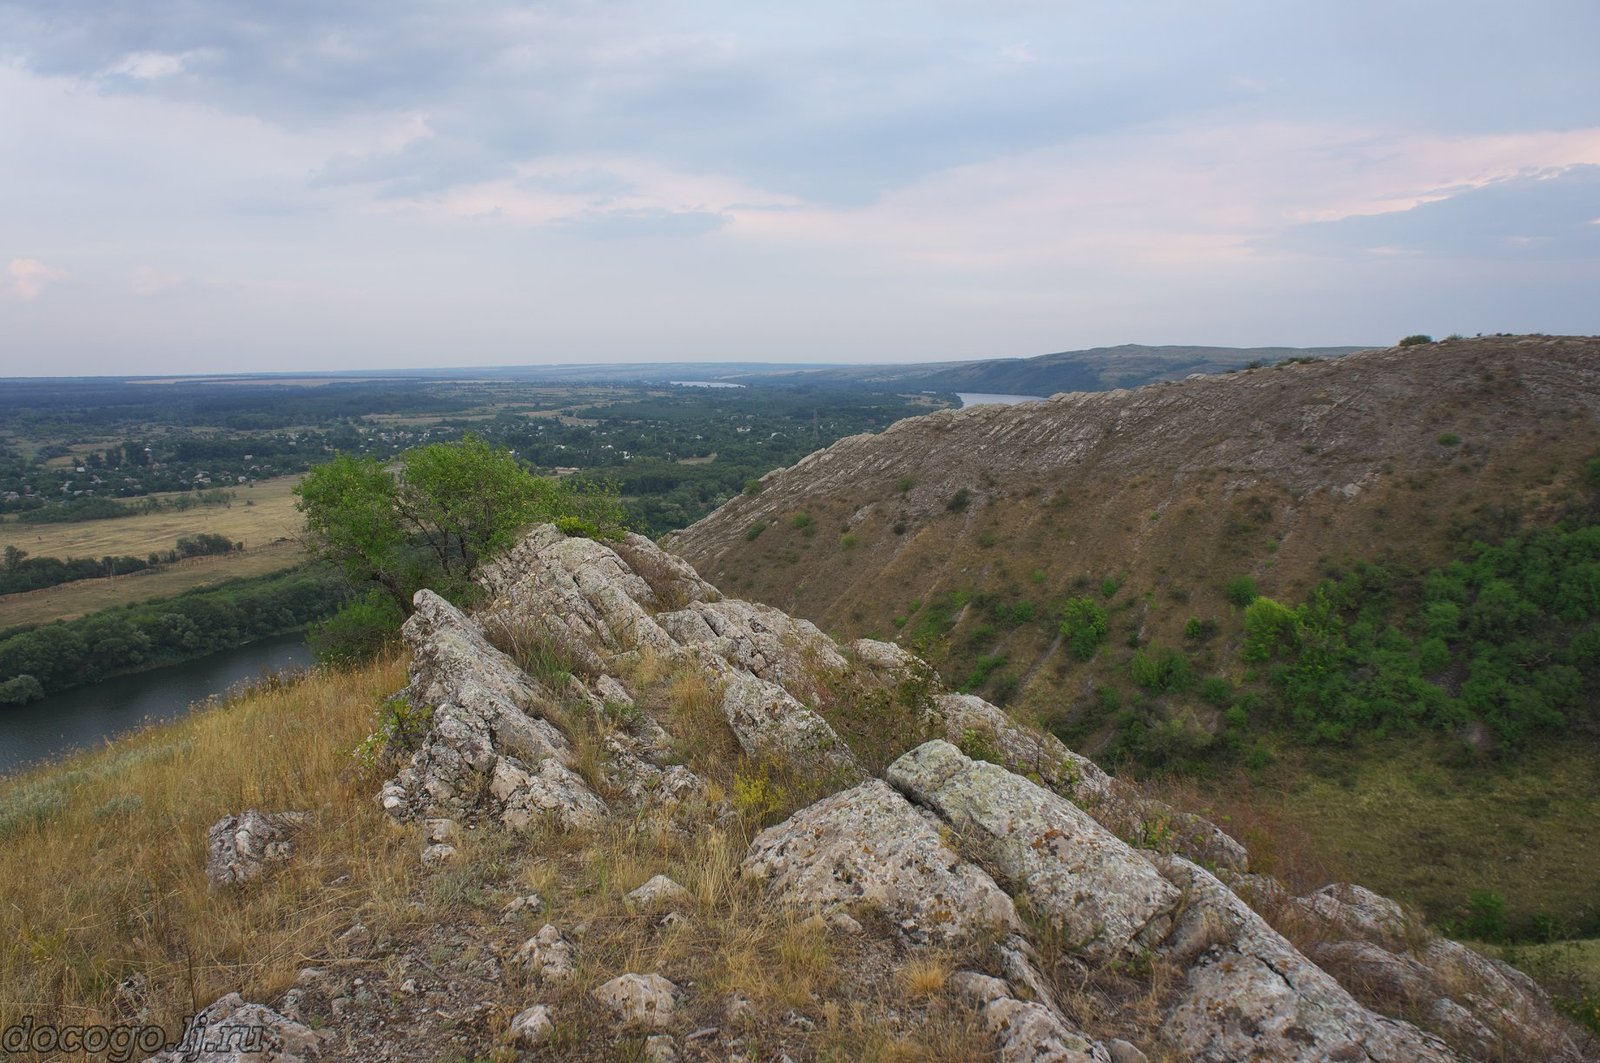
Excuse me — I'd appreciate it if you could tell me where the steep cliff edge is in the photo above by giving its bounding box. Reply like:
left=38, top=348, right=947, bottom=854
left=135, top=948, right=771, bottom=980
left=169, top=526, right=1591, bottom=1061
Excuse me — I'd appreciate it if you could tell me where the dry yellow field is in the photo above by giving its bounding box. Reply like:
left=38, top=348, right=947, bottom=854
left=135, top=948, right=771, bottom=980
left=0, top=474, right=304, bottom=559
left=0, top=541, right=307, bottom=628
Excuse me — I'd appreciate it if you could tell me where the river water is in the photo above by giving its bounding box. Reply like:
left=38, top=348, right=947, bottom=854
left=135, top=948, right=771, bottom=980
left=0, top=632, right=312, bottom=777
left=956, top=392, right=1045, bottom=407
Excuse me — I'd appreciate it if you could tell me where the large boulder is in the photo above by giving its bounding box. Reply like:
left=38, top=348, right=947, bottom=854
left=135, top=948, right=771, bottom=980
left=887, top=740, right=1181, bottom=964
left=1154, top=856, right=1456, bottom=1062
left=719, top=673, right=860, bottom=778
left=742, top=779, right=1019, bottom=943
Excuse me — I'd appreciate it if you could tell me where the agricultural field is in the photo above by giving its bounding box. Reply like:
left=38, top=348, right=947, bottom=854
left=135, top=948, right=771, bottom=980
left=0, top=541, right=304, bottom=629
left=0, top=474, right=304, bottom=559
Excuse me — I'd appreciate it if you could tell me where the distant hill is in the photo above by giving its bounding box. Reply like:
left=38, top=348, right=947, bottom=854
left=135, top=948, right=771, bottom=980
left=731, top=343, right=1371, bottom=395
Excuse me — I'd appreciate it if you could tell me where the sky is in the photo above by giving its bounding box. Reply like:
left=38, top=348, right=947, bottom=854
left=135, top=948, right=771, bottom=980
left=2, top=1, right=1598, bottom=376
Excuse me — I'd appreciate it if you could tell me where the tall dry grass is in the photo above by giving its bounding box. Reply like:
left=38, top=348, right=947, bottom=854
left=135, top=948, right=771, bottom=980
left=0, top=653, right=415, bottom=1039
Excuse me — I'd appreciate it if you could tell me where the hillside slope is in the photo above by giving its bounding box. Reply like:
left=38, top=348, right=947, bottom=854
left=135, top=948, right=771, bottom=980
left=669, top=334, right=1600, bottom=927
left=9, top=526, right=1588, bottom=1061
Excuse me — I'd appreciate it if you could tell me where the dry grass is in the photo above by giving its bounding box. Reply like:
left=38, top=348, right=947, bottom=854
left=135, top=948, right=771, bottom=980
left=509, top=815, right=993, bottom=1062
left=0, top=652, right=414, bottom=1040
left=0, top=542, right=305, bottom=628
left=0, top=474, right=304, bottom=559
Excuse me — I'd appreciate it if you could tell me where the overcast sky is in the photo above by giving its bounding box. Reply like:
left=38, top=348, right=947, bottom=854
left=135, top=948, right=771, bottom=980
left=2, top=1, right=1597, bottom=375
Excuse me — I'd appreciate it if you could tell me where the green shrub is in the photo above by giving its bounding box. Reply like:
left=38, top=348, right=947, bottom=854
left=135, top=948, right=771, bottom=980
left=1437, top=432, right=1461, bottom=447
left=743, top=478, right=764, bottom=496
left=1059, top=597, right=1110, bottom=660
left=1241, top=597, right=1300, bottom=661
left=791, top=512, right=814, bottom=530
left=895, top=475, right=915, bottom=493
left=745, top=521, right=767, bottom=541
left=947, top=488, right=972, bottom=512
left=0, top=674, right=45, bottom=705
left=310, top=592, right=404, bottom=667
left=1224, top=575, right=1259, bottom=607
left=1130, top=646, right=1192, bottom=694
left=1101, top=575, right=1124, bottom=600
left=1183, top=617, right=1219, bottom=642
left=1199, top=676, right=1234, bottom=707
left=1399, top=334, right=1434, bottom=347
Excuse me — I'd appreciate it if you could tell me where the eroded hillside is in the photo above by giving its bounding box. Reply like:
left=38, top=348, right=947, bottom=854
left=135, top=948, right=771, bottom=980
left=667, top=335, right=1600, bottom=931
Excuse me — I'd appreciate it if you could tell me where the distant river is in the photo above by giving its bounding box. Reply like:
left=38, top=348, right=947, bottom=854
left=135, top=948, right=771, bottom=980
left=0, top=632, right=312, bottom=777
left=957, top=392, right=1046, bottom=407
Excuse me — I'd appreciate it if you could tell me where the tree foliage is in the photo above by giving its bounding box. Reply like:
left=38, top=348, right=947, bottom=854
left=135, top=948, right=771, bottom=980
left=295, top=435, right=625, bottom=614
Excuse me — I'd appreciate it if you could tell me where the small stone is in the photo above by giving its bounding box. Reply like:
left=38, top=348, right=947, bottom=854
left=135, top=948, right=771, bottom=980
left=724, top=993, right=755, bottom=1025
left=1106, top=1040, right=1149, bottom=1063
left=509, top=1004, right=554, bottom=1048
left=421, top=842, right=458, bottom=866
left=500, top=892, right=544, bottom=923
left=626, top=874, right=691, bottom=911
left=658, top=911, right=689, bottom=931
left=593, top=973, right=679, bottom=1030
left=828, top=911, right=863, bottom=935
left=515, top=924, right=577, bottom=984
left=949, top=971, right=1010, bottom=1007
left=425, top=818, right=458, bottom=844
left=399, top=979, right=419, bottom=995
left=783, top=1009, right=815, bottom=1032
left=644, top=1034, right=679, bottom=1063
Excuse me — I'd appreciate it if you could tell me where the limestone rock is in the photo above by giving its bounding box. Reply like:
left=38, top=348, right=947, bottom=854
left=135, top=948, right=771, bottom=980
left=593, top=973, right=679, bottom=1030
left=500, top=892, right=544, bottom=923
left=204, top=810, right=309, bottom=888
left=984, top=998, right=1109, bottom=1063
left=627, top=874, right=691, bottom=911
left=742, top=778, right=1018, bottom=943
left=490, top=756, right=609, bottom=831
left=516, top=924, right=577, bottom=985
left=477, top=526, right=679, bottom=674
left=1154, top=856, right=1455, bottom=1062
left=380, top=590, right=609, bottom=830
left=887, top=741, right=1180, bottom=963
left=656, top=599, right=846, bottom=693
left=1286, top=883, right=1589, bottom=1061
left=144, top=993, right=323, bottom=1062
left=720, top=673, right=859, bottom=778
left=934, top=693, right=1246, bottom=873
left=508, top=1004, right=554, bottom=1048
left=850, top=637, right=921, bottom=673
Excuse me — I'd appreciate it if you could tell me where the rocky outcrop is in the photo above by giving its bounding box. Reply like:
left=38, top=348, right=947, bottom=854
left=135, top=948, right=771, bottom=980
left=1154, top=855, right=1456, bottom=1062
left=742, top=778, right=1019, bottom=943
left=888, top=741, right=1181, bottom=963
left=362, top=525, right=1588, bottom=1062
left=719, top=674, right=859, bottom=778
left=378, top=590, right=607, bottom=831
left=204, top=810, right=310, bottom=888
left=1285, top=883, right=1591, bottom=1062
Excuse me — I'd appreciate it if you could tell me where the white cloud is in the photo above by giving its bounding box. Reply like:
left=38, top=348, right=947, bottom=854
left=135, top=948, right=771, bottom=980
left=5, top=258, right=65, bottom=300
left=105, top=50, right=211, bottom=80
left=130, top=266, right=184, bottom=295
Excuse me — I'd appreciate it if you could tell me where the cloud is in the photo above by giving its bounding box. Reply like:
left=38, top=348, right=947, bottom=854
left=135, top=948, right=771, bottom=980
left=130, top=265, right=184, bottom=295
left=104, top=49, right=211, bottom=80
left=5, top=258, right=65, bottom=300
